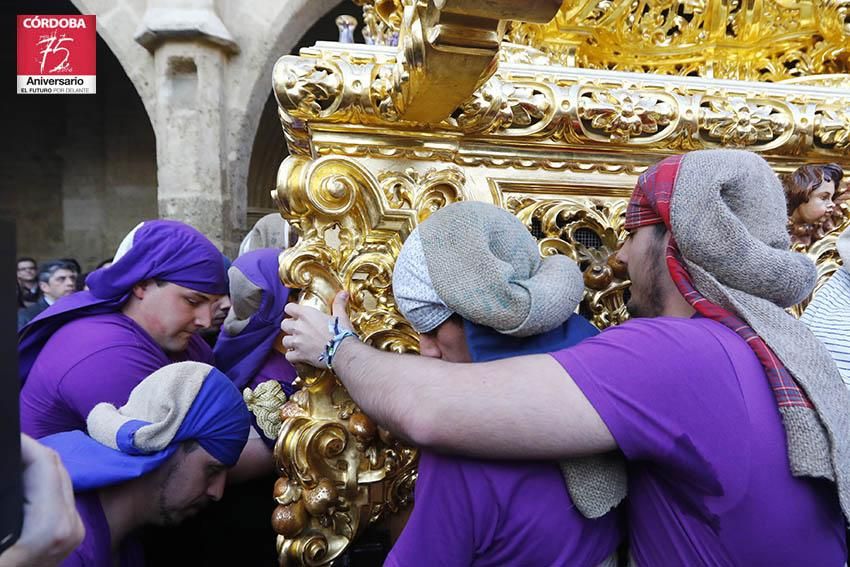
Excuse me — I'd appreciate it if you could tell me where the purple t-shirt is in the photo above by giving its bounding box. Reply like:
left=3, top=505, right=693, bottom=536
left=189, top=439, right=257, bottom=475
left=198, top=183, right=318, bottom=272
left=20, top=312, right=214, bottom=439
left=386, top=451, right=621, bottom=566
left=62, top=491, right=143, bottom=567
left=551, top=316, right=846, bottom=565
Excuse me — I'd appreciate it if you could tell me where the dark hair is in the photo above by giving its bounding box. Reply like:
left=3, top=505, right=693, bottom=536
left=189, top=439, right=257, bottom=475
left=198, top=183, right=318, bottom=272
left=57, top=257, right=81, bottom=274
left=37, top=260, right=78, bottom=284
left=16, top=257, right=36, bottom=267
left=782, top=163, right=844, bottom=216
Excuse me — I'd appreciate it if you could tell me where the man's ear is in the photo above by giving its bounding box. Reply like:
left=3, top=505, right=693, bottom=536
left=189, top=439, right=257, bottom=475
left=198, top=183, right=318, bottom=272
left=38, top=281, right=50, bottom=294
left=131, top=279, right=155, bottom=300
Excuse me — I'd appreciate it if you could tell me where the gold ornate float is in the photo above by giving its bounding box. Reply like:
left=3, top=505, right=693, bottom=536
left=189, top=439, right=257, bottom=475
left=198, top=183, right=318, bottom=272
left=262, top=0, right=850, bottom=564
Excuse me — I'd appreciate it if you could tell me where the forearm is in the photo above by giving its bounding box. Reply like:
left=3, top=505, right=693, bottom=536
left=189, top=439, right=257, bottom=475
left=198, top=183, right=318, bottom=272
left=281, top=298, right=615, bottom=459
left=332, top=340, right=616, bottom=459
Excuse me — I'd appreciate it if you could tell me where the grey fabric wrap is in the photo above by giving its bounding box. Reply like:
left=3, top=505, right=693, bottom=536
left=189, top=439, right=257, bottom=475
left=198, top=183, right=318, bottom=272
left=559, top=452, right=628, bottom=518
left=671, top=149, right=850, bottom=523
left=392, top=230, right=454, bottom=333
left=223, top=266, right=263, bottom=336
left=238, top=213, right=291, bottom=256
left=417, top=201, right=584, bottom=337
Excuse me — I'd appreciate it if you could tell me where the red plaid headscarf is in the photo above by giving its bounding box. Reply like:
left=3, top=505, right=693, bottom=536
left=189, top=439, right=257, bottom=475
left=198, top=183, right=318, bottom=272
left=625, top=155, right=813, bottom=410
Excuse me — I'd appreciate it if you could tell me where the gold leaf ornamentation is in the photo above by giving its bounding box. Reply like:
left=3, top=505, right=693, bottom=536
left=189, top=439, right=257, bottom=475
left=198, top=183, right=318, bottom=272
left=815, top=107, right=850, bottom=150
left=699, top=97, right=790, bottom=146
left=578, top=89, right=677, bottom=143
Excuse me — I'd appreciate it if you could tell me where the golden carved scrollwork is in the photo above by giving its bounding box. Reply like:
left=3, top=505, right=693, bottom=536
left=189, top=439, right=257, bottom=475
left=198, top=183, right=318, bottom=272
left=270, top=153, right=474, bottom=565
left=310, top=0, right=563, bottom=124
left=378, top=167, right=466, bottom=221
left=505, top=0, right=850, bottom=81
left=507, top=196, right=631, bottom=330
left=577, top=89, right=677, bottom=144
left=357, top=0, right=850, bottom=81
left=816, top=107, right=850, bottom=151
left=699, top=97, right=791, bottom=148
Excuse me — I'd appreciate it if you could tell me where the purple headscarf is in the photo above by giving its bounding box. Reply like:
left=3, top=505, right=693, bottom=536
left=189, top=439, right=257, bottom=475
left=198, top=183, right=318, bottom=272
left=19, top=220, right=227, bottom=382
left=213, top=248, right=295, bottom=390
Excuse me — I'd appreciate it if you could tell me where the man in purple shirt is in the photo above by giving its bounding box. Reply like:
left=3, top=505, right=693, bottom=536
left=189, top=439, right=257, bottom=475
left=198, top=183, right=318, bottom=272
left=19, top=220, right=229, bottom=439
left=39, top=362, right=251, bottom=567
left=282, top=150, right=850, bottom=564
left=384, top=202, right=620, bottom=566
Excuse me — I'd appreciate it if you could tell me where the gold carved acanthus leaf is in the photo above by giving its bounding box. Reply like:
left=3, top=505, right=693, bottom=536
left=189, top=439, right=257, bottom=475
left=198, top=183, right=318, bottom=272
left=505, top=0, right=850, bottom=81
left=699, top=97, right=791, bottom=148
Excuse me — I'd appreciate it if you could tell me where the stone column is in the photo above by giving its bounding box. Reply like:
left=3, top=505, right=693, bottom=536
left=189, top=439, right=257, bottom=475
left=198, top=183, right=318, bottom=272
left=134, top=0, right=239, bottom=252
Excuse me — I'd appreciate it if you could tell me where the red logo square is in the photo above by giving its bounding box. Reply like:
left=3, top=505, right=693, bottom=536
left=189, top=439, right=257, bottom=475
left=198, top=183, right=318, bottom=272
left=17, top=15, right=96, bottom=94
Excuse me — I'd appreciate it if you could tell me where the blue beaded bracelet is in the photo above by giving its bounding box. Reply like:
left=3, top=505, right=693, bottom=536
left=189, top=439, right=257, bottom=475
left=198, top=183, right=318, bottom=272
left=319, top=316, right=358, bottom=370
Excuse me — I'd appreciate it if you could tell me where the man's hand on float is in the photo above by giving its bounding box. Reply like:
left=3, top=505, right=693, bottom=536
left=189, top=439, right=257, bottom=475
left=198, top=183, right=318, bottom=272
left=281, top=291, right=353, bottom=368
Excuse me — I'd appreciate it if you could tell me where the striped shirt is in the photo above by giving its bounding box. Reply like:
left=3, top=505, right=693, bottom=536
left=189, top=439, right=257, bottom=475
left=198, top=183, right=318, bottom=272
left=801, top=268, right=850, bottom=388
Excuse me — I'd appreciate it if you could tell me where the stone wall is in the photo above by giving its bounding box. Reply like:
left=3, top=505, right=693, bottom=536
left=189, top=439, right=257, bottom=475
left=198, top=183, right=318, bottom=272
left=3, top=23, right=157, bottom=272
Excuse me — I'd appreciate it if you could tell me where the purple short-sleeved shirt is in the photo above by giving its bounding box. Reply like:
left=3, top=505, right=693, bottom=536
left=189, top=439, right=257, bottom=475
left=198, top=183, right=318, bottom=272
left=62, top=492, right=143, bottom=567
left=20, top=312, right=213, bottom=439
left=551, top=316, right=845, bottom=566
left=386, top=451, right=621, bottom=567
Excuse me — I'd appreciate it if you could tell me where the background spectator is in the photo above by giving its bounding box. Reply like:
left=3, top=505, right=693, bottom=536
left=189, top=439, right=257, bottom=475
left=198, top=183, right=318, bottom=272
left=17, top=260, right=78, bottom=330
left=57, top=258, right=84, bottom=292
left=16, top=257, right=39, bottom=308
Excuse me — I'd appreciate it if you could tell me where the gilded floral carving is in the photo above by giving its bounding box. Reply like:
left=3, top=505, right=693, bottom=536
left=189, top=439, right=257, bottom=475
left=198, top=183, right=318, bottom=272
left=505, top=0, right=850, bottom=81
left=578, top=89, right=677, bottom=143
left=815, top=107, right=850, bottom=150
left=454, top=77, right=551, bottom=133
left=699, top=97, right=790, bottom=146
left=378, top=167, right=466, bottom=220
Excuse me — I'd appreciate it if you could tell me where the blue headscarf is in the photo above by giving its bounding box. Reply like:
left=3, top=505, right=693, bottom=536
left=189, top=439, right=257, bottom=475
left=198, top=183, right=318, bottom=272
left=40, top=363, right=250, bottom=491
left=19, top=220, right=228, bottom=382
left=464, top=313, right=599, bottom=362
left=214, top=248, right=296, bottom=390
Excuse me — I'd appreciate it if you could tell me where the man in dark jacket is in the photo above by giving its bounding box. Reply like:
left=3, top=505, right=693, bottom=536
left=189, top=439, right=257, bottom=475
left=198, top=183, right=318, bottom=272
left=17, top=260, right=77, bottom=330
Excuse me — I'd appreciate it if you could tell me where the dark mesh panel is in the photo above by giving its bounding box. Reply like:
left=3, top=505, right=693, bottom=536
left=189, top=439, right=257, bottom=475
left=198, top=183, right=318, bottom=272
left=575, top=227, right=603, bottom=249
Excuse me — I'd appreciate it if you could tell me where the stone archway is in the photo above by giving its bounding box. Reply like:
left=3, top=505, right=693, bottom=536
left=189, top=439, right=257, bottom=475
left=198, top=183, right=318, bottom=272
left=70, top=0, right=157, bottom=123
left=5, top=0, right=157, bottom=271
